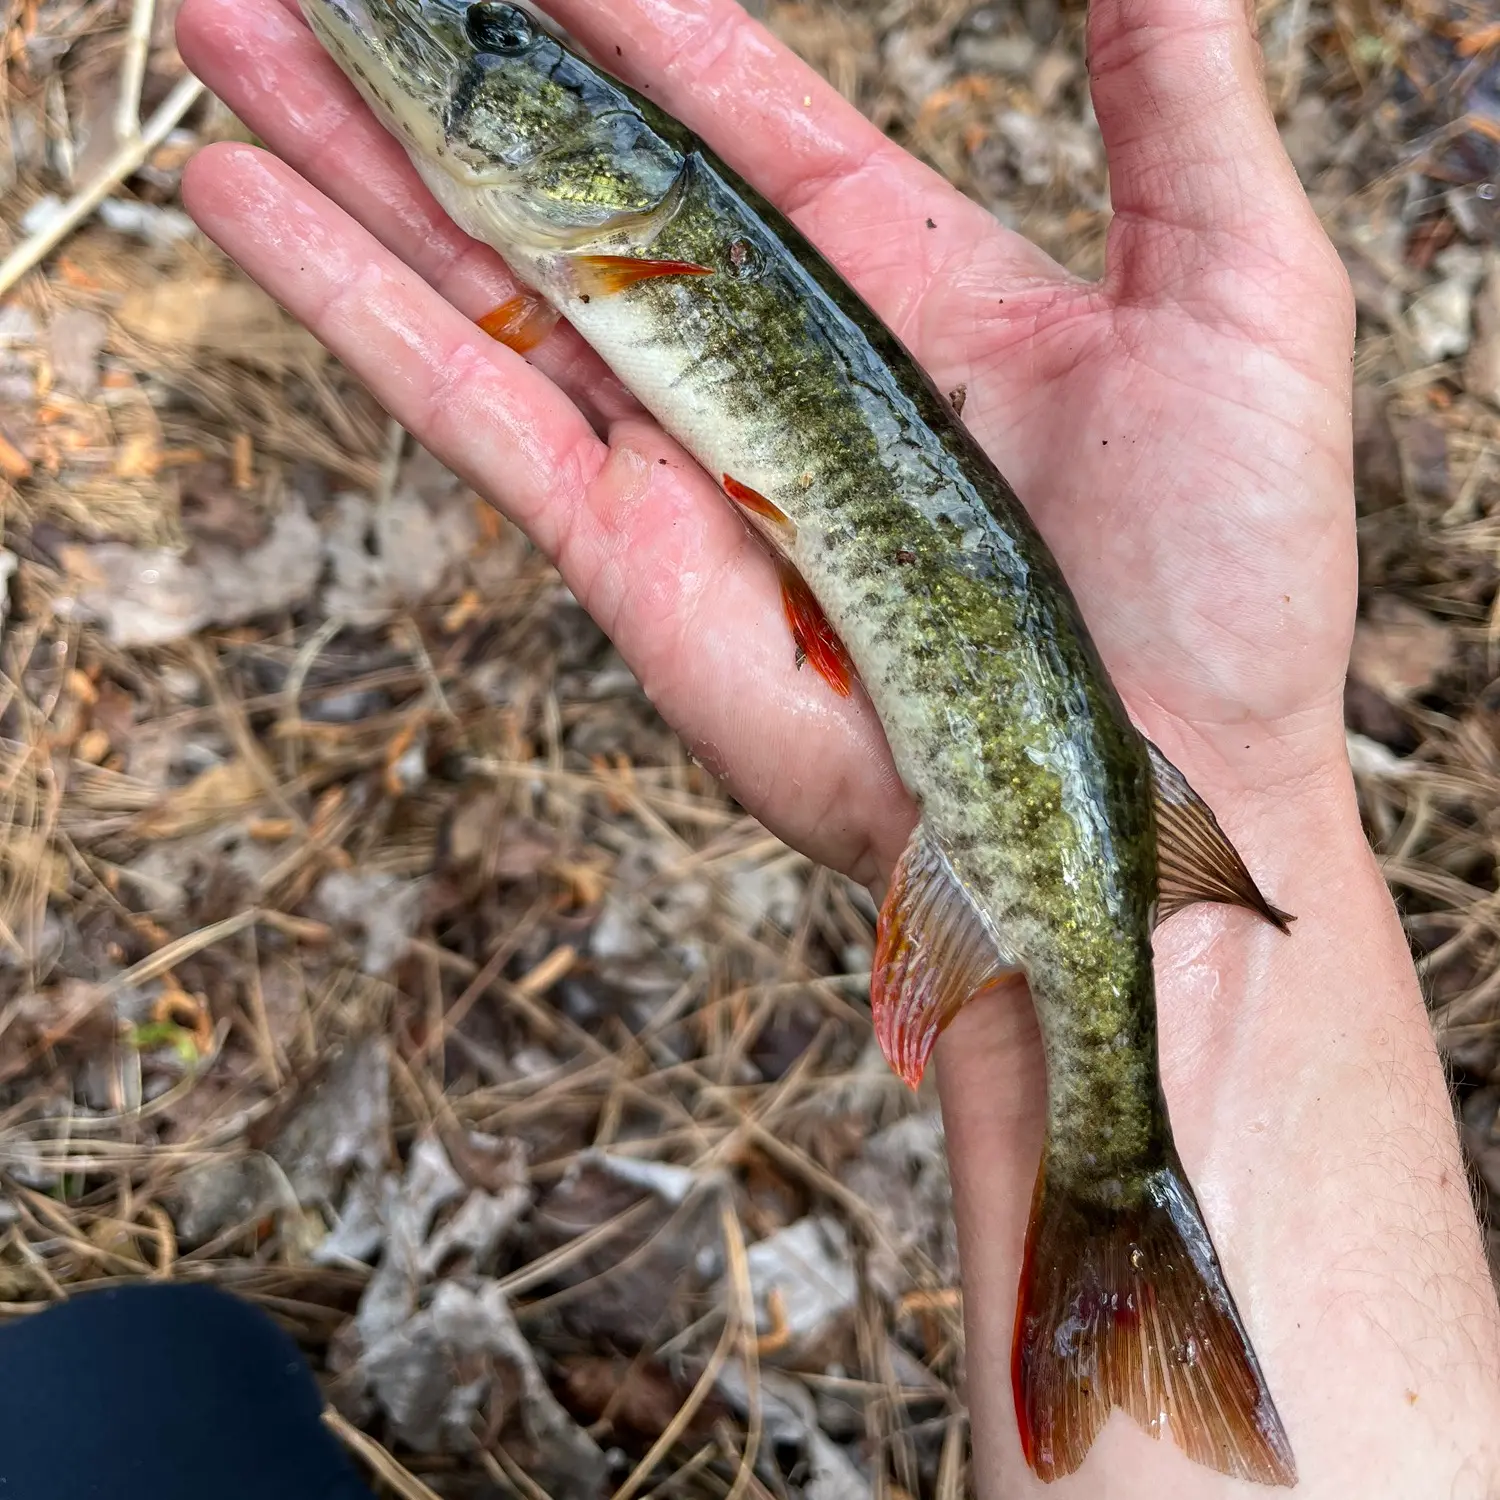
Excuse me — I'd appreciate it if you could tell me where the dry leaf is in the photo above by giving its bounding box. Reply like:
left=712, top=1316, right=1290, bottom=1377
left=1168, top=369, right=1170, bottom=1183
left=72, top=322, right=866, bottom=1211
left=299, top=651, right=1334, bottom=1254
left=314, top=870, right=424, bottom=977
left=134, top=760, right=267, bottom=839
left=116, top=278, right=327, bottom=375
left=113, top=430, right=162, bottom=479
left=560, top=1354, right=727, bottom=1444
left=47, top=307, right=108, bottom=397
left=270, top=1036, right=392, bottom=1206
left=1, top=831, right=71, bottom=897
left=1348, top=597, right=1454, bottom=704
left=0, top=430, right=32, bottom=481
left=55, top=501, right=323, bottom=646
left=1466, top=255, right=1500, bottom=409
left=737, top=1215, right=858, bottom=1348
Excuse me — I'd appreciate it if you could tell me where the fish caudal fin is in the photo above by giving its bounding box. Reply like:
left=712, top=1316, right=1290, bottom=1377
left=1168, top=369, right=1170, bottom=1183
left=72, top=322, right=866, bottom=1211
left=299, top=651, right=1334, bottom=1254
left=1012, top=1149, right=1296, bottom=1487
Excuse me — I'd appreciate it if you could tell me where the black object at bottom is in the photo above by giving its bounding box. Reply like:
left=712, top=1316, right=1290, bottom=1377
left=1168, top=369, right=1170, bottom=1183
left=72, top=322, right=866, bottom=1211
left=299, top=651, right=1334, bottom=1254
left=0, top=1281, right=376, bottom=1500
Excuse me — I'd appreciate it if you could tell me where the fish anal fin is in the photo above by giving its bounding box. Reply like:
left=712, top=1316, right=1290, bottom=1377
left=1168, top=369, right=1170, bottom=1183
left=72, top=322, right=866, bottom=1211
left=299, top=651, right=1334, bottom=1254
left=476, top=291, right=560, bottom=354
left=1147, top=742, right=1293, bottom=933
left=573, top=254, right=713, bottom=298
left=872, top=824, right=1023, bottom=1088
left=1012, top=1150, right=1296, bottom=1486
left=778, top=561, right=855, bottom=698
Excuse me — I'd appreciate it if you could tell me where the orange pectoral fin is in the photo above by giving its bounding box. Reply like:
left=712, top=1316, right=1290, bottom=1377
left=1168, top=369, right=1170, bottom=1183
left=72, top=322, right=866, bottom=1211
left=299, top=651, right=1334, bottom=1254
left=573, top=254, right=713, bottom=298
left=477, top=291, right=560, bottom=354
left=777, top=561, right=855, bottom=699
left=872, top=823, right=1024, bottom=1087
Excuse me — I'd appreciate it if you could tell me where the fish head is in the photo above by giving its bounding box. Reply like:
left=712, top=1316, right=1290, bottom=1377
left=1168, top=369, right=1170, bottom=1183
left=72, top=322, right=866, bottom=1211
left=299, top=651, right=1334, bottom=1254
left=299, top=0, right=688, bottom=250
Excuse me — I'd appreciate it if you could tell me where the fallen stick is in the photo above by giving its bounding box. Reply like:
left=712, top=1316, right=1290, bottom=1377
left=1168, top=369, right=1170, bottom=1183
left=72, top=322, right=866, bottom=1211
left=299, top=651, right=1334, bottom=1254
left=114, top=0, right=158, bottom=144
left=0, top=72, right=204, bottom=300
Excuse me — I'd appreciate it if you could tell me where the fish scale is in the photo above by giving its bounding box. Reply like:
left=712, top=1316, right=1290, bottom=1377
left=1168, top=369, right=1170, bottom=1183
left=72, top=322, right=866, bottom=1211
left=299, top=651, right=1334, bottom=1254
left=300, top=0, right=1301, bottom=1482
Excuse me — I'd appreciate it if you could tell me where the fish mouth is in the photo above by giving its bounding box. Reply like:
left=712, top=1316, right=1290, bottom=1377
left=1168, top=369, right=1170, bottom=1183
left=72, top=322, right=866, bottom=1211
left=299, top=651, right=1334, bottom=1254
left=298, top=0, right=467, bottom=157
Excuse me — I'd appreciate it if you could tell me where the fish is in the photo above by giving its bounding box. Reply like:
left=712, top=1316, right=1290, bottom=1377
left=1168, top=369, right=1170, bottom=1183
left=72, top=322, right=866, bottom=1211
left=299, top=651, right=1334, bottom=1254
left=296, top=0, right=1299, bottom=1483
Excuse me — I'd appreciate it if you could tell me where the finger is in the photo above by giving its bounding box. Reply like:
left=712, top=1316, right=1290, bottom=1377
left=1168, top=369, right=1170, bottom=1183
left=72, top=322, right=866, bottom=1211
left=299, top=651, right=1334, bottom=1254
left=182, top=144, right=914, bottom=881
left=935, top=985, right=1047, bottom=1490
left=176, top=0, right=640, bottom=428
left=1087, top=0, right=1343, bottom=301
left=540, top=0, right=1067, bottom=338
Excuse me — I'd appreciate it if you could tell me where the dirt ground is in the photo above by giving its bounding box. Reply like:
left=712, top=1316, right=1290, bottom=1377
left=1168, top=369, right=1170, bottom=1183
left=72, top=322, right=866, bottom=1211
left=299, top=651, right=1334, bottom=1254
left=0, top=0, right=1498, bottom=1494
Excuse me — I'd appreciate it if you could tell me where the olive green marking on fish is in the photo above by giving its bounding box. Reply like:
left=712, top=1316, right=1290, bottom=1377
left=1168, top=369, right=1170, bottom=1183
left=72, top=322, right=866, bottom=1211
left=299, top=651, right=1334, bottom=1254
left=297, top=0, right=1298, bottom=1483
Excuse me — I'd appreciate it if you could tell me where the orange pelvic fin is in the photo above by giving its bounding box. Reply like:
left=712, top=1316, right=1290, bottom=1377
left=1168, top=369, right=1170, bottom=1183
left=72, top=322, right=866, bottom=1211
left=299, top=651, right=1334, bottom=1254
left=720, top=473, right=851, bottom=696
left=871, top=823, right=1023, bottom=1087
left=777, top=561, right=855, bottom=698
left=476, top=290, right=560, bottom=354
left=723, top=472, right=796, bottom=550
left=573, top=254, right=713, bottom=298
left=1012, top=1148, right=1297, bottom=1486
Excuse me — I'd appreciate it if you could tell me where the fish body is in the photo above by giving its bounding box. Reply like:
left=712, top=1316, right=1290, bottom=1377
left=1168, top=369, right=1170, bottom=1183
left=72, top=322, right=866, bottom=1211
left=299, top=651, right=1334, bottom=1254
left=299, top=0, right=1297, bottom=1483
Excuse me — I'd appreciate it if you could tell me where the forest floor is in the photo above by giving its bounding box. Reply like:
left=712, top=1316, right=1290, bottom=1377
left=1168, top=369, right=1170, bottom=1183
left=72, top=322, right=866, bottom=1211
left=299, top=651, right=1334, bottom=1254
left=0, top=0, right=1498, bottom=1495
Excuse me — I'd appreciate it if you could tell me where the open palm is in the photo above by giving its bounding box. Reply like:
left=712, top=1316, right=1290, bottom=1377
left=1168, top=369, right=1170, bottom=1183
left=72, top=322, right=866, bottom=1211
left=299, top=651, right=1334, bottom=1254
left=177, top=0, right=1355, bottom=895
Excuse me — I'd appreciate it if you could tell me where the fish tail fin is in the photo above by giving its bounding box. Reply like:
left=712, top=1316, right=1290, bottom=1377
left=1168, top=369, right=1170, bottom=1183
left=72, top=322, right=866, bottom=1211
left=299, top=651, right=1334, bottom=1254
left=1011, top=1145, right=1296, bottom=1487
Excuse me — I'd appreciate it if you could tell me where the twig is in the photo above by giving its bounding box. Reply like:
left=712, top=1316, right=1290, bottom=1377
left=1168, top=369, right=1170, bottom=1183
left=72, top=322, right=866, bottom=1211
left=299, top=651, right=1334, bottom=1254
left=936, top=1414, right=968, bottom=1500
left=479, top=1446, right=553, bottom=1500
left=606, top=1200, right=749, bottom=1500
left=114, top=0, right=156, bottom=143
left=322, top=1408, right=444, bottom=1500
left=374, top=414, right=406, bottom=509
left=719, top=1200, right=761, bottom=1500
left=0, top=72, right=203, bottom=299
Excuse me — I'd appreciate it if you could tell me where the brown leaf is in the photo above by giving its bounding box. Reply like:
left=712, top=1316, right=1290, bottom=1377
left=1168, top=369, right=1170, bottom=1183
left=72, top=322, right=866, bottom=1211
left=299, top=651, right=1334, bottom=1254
left=134, top=760, right=268, bottom=839
left=559, top=1355, right=727, bottom=1445
left=1348, top=597, right=1454, bottom=705
left=181, top=461, right=274, bottom=550
left=1390, top=415, right=1450, bottom=500
left=1466, top=255, right=1500, bottom=410
left=116, top=279, right=327, bottom=375
left=1353, top=384, right=1404, bottom=512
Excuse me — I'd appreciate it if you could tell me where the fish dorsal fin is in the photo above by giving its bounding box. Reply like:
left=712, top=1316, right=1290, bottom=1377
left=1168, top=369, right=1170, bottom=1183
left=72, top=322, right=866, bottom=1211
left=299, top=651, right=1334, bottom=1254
left=1147, top=741, right=1293, bottom=933
left=872, top=823, right=1023, bottom=1089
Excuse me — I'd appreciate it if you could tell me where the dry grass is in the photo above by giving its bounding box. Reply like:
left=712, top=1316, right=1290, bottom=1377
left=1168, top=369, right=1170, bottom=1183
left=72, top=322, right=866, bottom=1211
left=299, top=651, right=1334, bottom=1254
left=1, top=0, right=1499, bottom=1493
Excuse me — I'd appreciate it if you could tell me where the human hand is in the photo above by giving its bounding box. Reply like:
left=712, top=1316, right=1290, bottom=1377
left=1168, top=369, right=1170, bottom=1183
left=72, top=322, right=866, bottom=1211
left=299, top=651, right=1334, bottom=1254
left=174, top=0, right=1353, bottom=890
left=175, top=0, right=1500, bottom=1493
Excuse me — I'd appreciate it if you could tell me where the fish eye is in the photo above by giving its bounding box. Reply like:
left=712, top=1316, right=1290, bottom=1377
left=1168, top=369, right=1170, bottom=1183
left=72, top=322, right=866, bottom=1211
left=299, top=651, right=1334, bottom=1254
left=465, top=1, right=534, bottom=54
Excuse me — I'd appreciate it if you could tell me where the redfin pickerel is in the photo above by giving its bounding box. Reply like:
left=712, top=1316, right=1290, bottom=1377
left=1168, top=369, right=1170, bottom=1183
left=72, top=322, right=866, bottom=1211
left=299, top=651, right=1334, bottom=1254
left=298, top=0, right=1299, bottom=1482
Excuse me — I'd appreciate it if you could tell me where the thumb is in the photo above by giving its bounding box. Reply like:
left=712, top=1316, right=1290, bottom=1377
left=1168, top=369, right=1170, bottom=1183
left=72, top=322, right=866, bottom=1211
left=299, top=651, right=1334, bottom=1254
left=1088, top=0, right=1348, bottom=336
